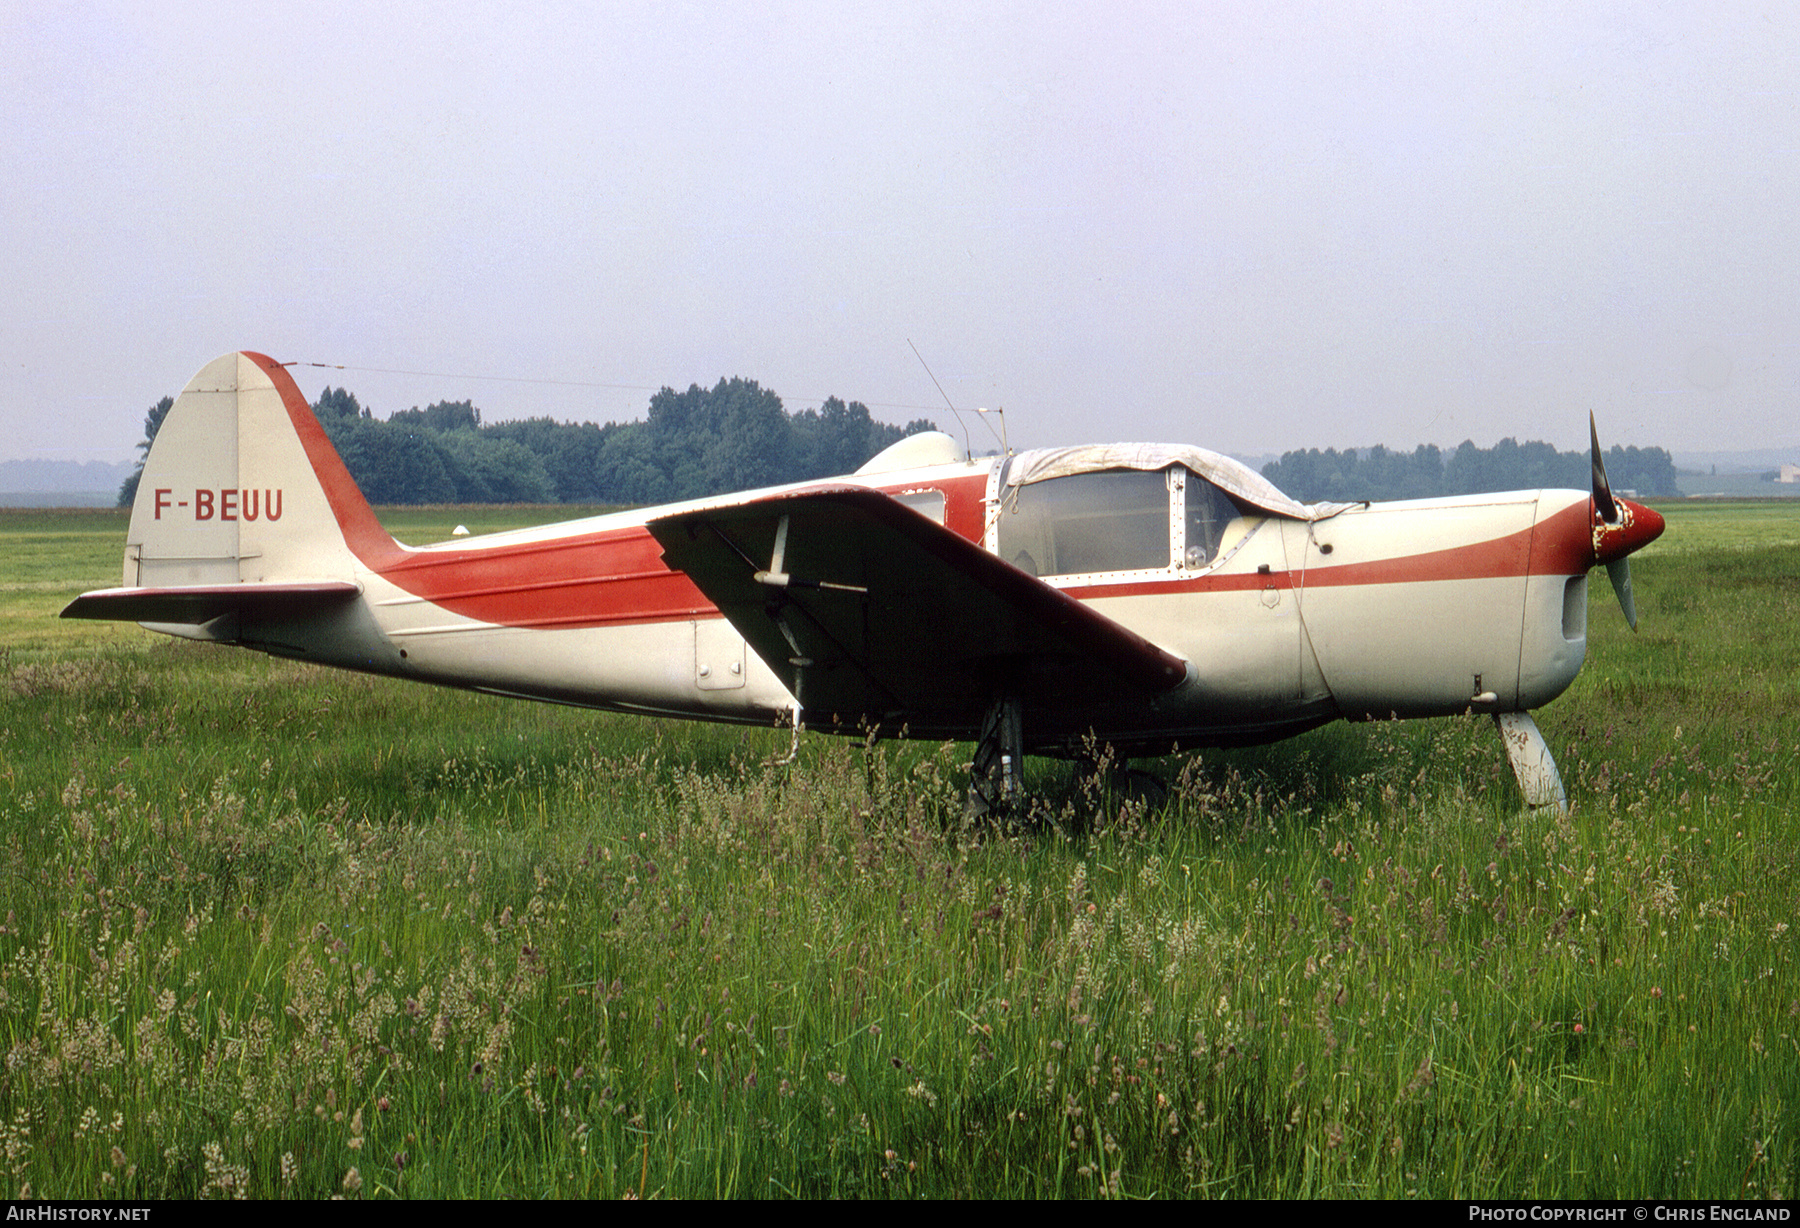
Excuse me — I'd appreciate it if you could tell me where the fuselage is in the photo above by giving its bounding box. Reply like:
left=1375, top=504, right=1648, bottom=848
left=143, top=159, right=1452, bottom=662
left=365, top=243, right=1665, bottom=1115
left=244, top=448, right=1610, bottom=753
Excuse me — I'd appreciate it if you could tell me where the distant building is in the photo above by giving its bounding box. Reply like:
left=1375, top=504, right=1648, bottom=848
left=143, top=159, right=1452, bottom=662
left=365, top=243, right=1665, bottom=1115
left=1781, top=463, right=1800, bottom=484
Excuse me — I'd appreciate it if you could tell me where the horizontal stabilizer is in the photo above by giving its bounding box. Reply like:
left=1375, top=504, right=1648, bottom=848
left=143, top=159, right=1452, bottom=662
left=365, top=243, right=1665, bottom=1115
left=649, top=486, right=1189, bottom=729
left=60, top=581, right=361, bottom=626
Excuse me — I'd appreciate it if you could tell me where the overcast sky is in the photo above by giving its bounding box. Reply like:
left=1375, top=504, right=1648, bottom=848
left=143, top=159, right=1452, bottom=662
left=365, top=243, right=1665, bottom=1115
left=5, top=1, right=1798, bottom=466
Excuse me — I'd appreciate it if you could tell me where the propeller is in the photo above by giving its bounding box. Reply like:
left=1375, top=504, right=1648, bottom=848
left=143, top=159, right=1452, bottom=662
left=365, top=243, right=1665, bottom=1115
left=1589, top=412, right=1650, bottom=630
left=1589, top=412, right=1619, bottom=524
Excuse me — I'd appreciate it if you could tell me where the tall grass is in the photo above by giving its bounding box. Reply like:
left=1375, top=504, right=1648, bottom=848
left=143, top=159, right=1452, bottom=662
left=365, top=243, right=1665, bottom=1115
left=0, top=503, right=1794, bottom=1198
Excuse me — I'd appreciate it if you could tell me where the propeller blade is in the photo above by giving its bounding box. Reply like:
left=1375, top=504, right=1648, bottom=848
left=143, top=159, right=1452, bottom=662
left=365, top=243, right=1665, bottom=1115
left=1589, top=411, right=1619, bottom=524
left=1587, top=413, right=1656, bottom=629
left=1605, top=558, right=1638, bottom=632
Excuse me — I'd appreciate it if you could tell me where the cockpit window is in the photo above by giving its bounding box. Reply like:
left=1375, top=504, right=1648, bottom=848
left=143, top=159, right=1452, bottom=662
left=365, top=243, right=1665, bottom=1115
left=892, top=489, right=946, bottom=524
left=1183, top=474, right=1238, bottom=568
left=998, top=469, right=1172, bottom=577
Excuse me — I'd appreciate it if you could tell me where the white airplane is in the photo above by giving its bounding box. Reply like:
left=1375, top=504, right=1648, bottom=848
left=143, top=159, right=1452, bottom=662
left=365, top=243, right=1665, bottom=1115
left=64, top=352, right=1664, bottom=812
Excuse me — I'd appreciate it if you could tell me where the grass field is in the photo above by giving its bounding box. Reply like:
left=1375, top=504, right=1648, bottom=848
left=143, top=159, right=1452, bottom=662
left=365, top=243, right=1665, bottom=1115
left=0, top=502, right=1795, bottom=1198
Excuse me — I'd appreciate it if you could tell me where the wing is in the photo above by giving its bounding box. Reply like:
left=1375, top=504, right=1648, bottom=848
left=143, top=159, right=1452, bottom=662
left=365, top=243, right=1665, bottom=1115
left=647, top=485, right=1189, bottom=730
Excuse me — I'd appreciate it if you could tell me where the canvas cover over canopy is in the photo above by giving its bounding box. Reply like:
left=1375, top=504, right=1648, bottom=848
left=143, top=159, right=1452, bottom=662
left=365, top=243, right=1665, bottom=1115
left=1001, top=443, right=1355, bottom=521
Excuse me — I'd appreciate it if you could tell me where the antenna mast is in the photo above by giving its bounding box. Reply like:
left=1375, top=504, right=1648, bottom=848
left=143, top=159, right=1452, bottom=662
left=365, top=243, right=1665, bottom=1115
left=907, top=340, right=1010, bottom=459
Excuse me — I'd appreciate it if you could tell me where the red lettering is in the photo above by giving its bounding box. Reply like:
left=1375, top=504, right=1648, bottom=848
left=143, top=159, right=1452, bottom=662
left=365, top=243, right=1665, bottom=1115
left=221, top=489, right=237, bottom=521
left=243, top=489, right=259, bottom=521
left=195, top=489, right=213, bottom=520
left=265, top=489, right=282, bottom=521
left=154, top=489, right=171, bottom=520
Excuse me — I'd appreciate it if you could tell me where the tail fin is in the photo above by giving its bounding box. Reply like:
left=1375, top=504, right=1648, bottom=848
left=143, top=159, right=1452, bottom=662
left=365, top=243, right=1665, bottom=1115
left=122, top=352, right=400, bottom=587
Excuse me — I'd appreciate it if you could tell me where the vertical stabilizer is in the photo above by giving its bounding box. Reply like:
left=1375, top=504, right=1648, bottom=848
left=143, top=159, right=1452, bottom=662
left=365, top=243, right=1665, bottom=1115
left=124, top=352, right=398, bottom=587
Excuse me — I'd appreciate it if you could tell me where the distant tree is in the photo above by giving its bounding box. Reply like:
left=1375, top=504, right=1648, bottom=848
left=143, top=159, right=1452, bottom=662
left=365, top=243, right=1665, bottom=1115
left=321, top=416, right=457, bottom=504
left=194, top=379, right=942, bottom=507
left=313, top=386, right=370, bottom=424
left=1264, top=437, right=1677, bottom=502
left=644, top=378, right=791, bottom=499
left=1260, top=447, right=1364, bottom=503
left=117, top=395, right=175, bottom=507
left=1356, top=444, right=1445, bottom=501
left=483, top=417, right=609, bottom=503
left=789, top=396, right=918, bottom=479
left=314, top=387, right=464, bottom=503
left=1607, top=445, right=1680, bottom=497
left=592, top=422, right=666, bottom=505
left=430, top=430, right=557, bottom=503
left=390, top=400, right=481, bottom=433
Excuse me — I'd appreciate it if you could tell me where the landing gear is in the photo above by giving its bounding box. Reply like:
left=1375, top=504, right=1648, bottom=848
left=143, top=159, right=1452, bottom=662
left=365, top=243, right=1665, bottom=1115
left=1071, top=748, right=1167, bottom=811
left=1117, top=768, right=1168, bottom=808
left=965, top=695, right=1023, bottom=819
left=1494, top=711, right=1568, bottom=811
left=961, top=700, right=1179, bottom=821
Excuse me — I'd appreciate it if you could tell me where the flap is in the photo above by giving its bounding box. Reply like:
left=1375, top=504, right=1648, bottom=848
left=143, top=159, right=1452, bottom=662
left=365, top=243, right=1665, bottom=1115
left=648, top=486, right=1189, bottom=728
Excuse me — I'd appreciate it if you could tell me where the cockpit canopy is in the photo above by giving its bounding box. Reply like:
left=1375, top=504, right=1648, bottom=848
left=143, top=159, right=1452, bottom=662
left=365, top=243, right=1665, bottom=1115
left=993, top=444, right=1349, bottom=580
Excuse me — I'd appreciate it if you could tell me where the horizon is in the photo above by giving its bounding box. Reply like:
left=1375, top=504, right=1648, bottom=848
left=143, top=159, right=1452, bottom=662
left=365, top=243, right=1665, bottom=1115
left=7, top=5, right=1800, bottom=471
left=4, top=411, right=1793, bottom=495
left=3, top=356, right=1793, bottom=469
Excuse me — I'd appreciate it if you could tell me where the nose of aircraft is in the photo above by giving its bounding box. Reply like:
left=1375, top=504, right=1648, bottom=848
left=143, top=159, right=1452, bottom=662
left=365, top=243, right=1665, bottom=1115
left=1581, top=415, right=1666, bottom=631
left=1588, top=495, right=1664, bottom=632
left=1592, top=497, right=1665, bottom=566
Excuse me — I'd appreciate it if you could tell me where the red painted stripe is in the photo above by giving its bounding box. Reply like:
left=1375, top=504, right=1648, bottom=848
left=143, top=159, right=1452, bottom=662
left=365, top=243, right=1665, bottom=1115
left=1300, top=521, right=1533, bottom=589
left=253, top=354, right=713, bottom=629
left=1052, top=500, right=1602, bottom=603
left=247, top=352, right=407, bottom=571
left=937, top=473, right=990, bottom=543
left=376, top=525, right=710, bottom=627
left=1527, top=498, right=1595, bottom=578
left=252, top=354, right=1659, bottom=635
left=1054, top=526, right=1534, bottom=602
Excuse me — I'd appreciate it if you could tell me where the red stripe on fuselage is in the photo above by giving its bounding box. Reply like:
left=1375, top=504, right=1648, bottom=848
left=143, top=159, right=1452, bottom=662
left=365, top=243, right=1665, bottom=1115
left=252, top=353, right=710, bottom=629
left=1526, top=498, right=1599, bottom=578
left=937, top=473, right=989, bottom=542
left=1300, top=516, right=1533, bottom=589
left=254, top=352, right=1608, bottom=632
left=358, top=498, right=1566, bottom=628
left=379, top=525, right=712, bottom=629
left=1038, top=499, right=1594, bottom=603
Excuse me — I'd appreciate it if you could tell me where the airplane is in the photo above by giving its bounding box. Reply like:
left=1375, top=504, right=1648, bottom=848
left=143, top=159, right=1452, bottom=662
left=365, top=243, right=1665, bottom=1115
left=63, top=352, right=1665, bottom=814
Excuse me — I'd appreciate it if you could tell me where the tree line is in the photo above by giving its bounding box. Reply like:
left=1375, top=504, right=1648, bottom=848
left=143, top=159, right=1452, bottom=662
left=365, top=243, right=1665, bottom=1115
left=120, top=380, right=937, bottom=507
left=1260, top=438, right=1680, bottom=503
left=116, top=383, right=1683, bottom=510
